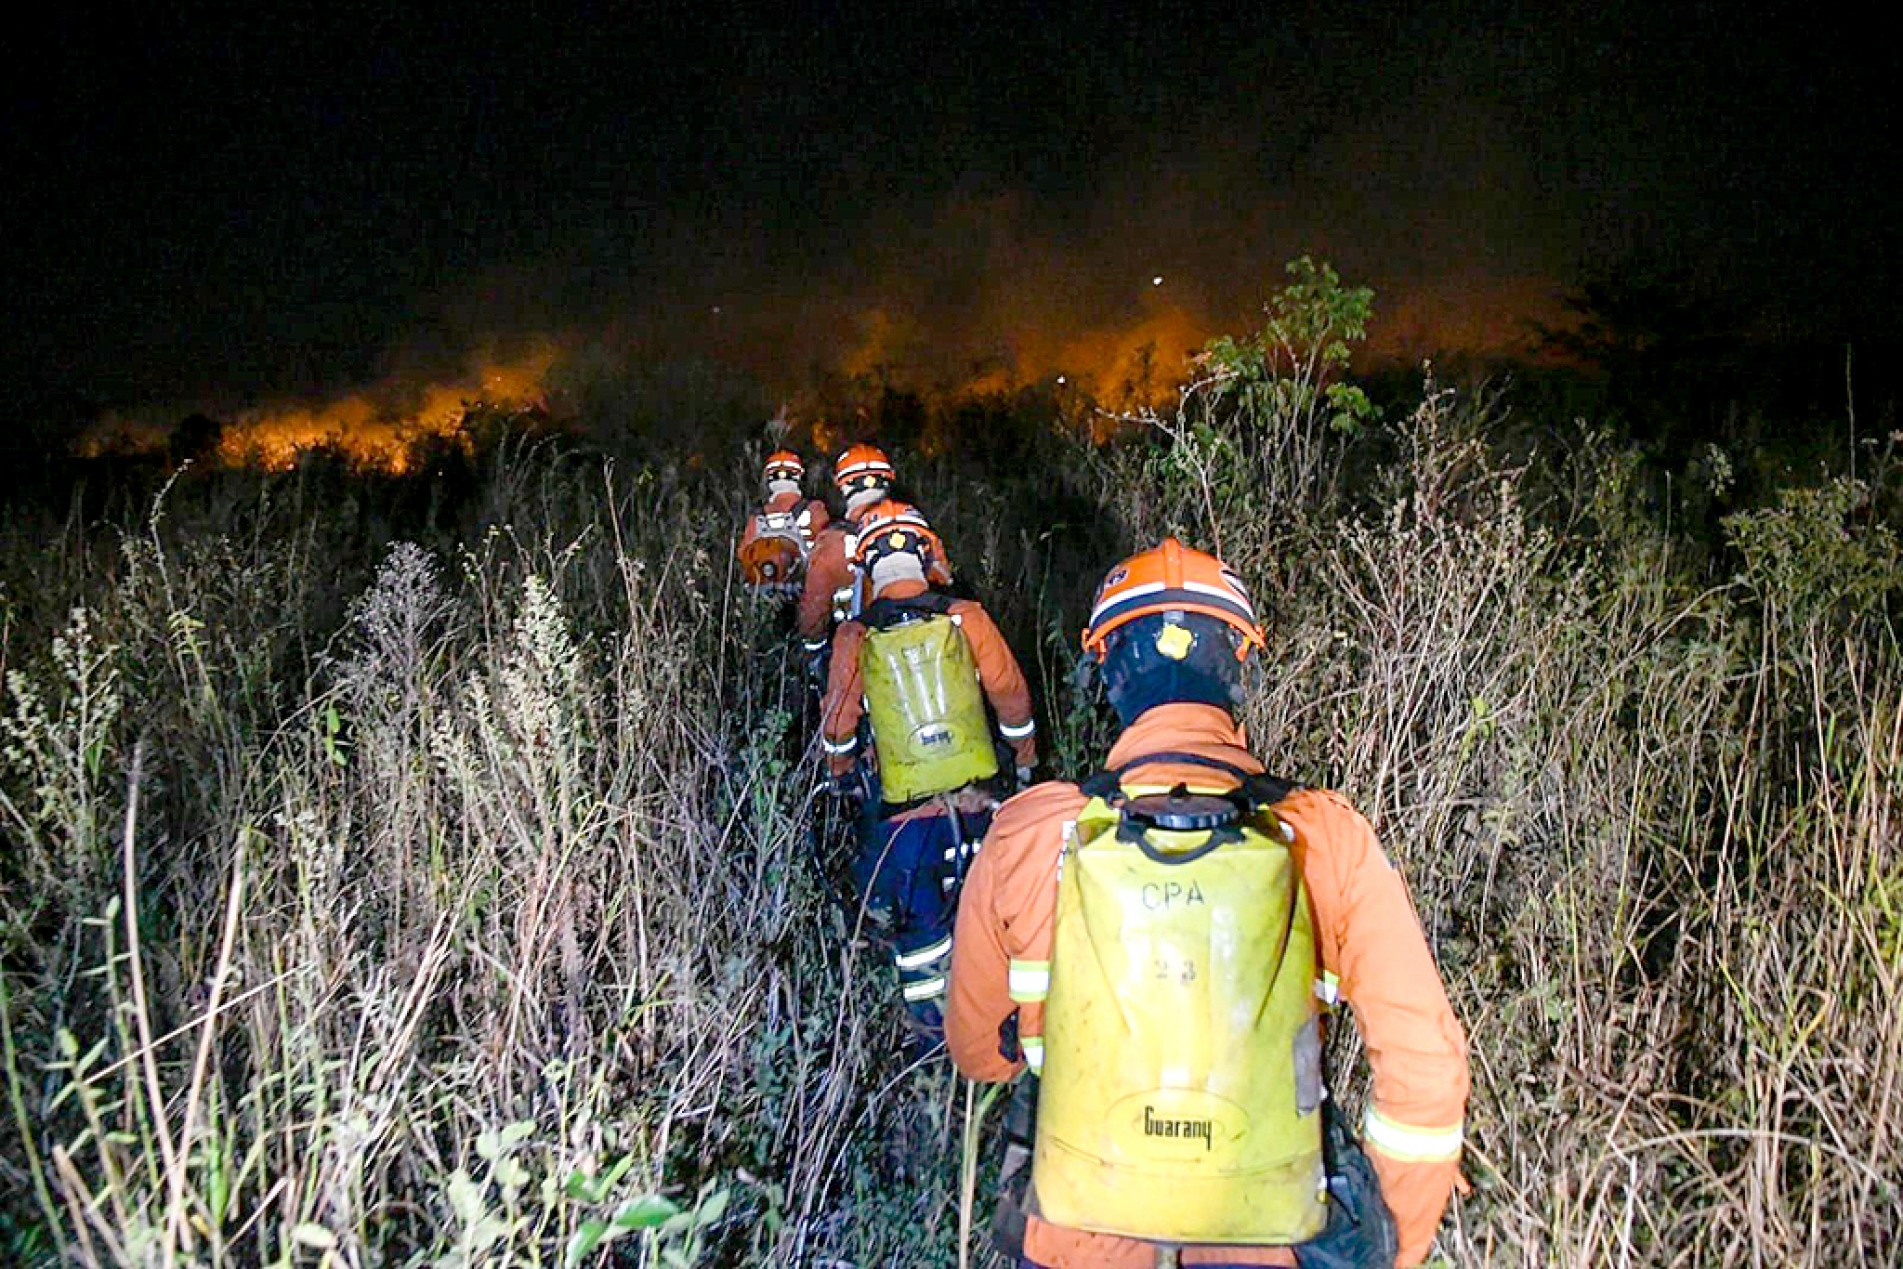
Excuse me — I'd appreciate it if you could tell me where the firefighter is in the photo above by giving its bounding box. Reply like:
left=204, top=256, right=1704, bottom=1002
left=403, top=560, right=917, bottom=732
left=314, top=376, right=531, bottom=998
left=819, top=500, right=1036, bottom=1049
left=795, top=443, right=951, bottom=672
left=736, top=449, right=828, bottom=597
left=948, top=539, right=1469, bottom=1269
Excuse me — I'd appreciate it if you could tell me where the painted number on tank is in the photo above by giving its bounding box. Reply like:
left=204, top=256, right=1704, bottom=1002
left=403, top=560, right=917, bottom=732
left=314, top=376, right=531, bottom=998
left=1153, top=956, right=1198, bottom=985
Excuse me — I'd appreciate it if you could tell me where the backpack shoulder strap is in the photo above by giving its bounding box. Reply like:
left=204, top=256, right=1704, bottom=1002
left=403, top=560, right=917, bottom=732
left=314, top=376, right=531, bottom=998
left=1240, top=772, right=1300, bottom=808
left=861, top=590, right=955, bottom=630
left=1088, top=750, right=1301, bottom=808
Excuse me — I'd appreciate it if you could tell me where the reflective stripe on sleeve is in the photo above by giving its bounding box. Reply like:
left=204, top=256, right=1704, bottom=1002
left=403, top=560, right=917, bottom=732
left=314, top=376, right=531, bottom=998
left=1008, top=959, right=1050, bottom=1003
left=1313, top=971, right=1341, bottom=1006
left=1363, top=1107, right=1464, bottom=1162
left=1021, top=1036, right=1045, bottom=1072
left=999, top=718, right=1036, bottom=739
left=895, top=936, right=953, bottom=971
left=901, top=974, right=947, bottom=1003
left=821, top=734, right=858, bottom=756
left=802, top=637, right=829, bottom=653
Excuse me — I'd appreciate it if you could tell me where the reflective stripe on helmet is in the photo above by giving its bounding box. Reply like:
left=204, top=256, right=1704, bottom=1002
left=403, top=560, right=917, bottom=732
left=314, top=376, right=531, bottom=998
left=1086, top=580, right=1169, bottom=626
left=1181, top=579, right=1259, bottom=618
left=1082, top=538, right=1266, bottom=657
left=1008, top=959, right=1050, bottom=1003
left=859, top=505, right=930, bottom=537
left=1087, top=586, right=1259, bottom=648
left=1363, top=1108, right=1464, bottom=1162
left=835, top=446, right=895, bottom=482
left=849, top=500, right=941, bottom=569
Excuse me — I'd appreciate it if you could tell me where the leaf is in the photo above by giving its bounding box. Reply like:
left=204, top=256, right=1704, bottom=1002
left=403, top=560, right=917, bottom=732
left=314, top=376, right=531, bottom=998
left=609, top=1194, right=680, bottom=1231
left=467, top=1215, right=511, bottom=1253
left=566, top=1153, right=639, bottom=1203
left=291, top=1223, right=338, bottom=1250
left=564, top=1218, right=609, bottom=1266
left=499, top=1120, right=535, bottom=1149
left=600, top=1153, right=636, bottom=1191
left=695, top=1187, right=730, bottom=1226
left=447, top=1171, right=486, bottom=1224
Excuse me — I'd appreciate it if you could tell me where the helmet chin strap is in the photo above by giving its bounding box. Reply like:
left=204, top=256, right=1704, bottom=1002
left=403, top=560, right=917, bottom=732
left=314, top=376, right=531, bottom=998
left=869, top=552, right=928, bottom=596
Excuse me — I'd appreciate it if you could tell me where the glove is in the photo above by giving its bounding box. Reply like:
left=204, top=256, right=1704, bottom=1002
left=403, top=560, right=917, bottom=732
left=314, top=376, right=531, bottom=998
left=824, top=767, right=869, bottom=801
left=989, top=1072, right=1038, bottom=1259
left=1293, top=1102, right=1401, bottom=1269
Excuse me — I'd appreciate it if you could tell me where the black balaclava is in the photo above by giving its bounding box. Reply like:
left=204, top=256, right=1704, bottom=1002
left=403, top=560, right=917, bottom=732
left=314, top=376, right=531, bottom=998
left=1099, top=611, right=1246, bottom=728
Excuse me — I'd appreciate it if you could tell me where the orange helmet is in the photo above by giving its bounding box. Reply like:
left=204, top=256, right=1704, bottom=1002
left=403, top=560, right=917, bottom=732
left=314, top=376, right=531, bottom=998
left=833, top=443, right=896, bottom=499
left=1081, top=538, right=1265, bottom=662
left=850, top=499, right=944, bottom=571
left=763, top=449, right=804, bottom=483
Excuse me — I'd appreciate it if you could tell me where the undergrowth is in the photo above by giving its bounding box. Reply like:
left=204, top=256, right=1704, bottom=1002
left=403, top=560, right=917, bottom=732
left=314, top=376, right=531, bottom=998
left=2, top=300, right=1899, bottom=1266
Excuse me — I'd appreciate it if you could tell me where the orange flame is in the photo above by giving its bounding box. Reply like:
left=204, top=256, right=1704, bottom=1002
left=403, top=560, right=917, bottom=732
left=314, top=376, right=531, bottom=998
left=211, top=343, right=560, bottom=473
left=830, top=301, right=1210, bottom=408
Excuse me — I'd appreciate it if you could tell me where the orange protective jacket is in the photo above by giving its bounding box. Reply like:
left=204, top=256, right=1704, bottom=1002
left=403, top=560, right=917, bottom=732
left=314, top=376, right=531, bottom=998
left=736, top=491, right=828, bottom=583
left=796, top=522, right=855, bottom=645
left=948, top=703, right=1469, bottom=1268
left=796, top=518, right=954, bottom=646
left=820, top=578, right=1037, bottom=780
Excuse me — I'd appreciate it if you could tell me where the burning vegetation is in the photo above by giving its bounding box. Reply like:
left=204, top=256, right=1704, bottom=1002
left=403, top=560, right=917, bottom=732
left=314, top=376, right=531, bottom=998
left=215, top=346, right=557, bottom=473
left=77, top=346, right=562, bottom=474
left=67, top=262, right=1578, bottom=477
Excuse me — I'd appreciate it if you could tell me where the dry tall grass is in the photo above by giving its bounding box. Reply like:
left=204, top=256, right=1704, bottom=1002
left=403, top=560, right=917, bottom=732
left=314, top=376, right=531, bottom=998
left=1092, top=374, right=1901, bottom=1265
left=1, top=452, right=969, bottom=1266
left=2, top=374, right=1898, bottom=1267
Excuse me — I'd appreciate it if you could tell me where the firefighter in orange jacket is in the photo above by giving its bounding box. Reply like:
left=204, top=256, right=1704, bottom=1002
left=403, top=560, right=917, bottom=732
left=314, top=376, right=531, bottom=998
left=736, top=450, right=829, bottom=596
left=949, top=539, right=1469, bottom=1268
left=796, top=443, right=951, bottom=665
left=821, top=500, right=1036, bottom=1045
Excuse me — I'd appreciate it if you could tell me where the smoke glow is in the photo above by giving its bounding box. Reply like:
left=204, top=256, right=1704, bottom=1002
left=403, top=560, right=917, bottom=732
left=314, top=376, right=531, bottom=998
left=75, top=249, right=1574, bottom=474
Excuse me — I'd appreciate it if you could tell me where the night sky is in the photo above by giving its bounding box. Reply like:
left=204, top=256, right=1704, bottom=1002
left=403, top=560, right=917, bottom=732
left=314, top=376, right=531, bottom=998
left=4, top=0, right=1896, bottom=425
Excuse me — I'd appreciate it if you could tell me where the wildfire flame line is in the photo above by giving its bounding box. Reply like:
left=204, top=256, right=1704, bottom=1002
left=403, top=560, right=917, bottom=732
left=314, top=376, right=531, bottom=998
left=215, top=347, right=558, bottom=473
left=73, top=272, right=1568, bottom=473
